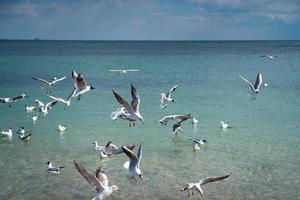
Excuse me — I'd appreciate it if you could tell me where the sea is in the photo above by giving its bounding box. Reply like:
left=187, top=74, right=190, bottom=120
left=0, top=40, right=299, bottom=200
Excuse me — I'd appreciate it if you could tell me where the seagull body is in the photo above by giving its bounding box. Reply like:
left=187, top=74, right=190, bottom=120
left=1, top=128, right=12, bottom=138
left=19, top=133, right=32, bottom=141
left=32, top=76, right=66, bottom=86
left=93, top=141, right=106, bottom=151
left=180, top=175, right=230, bottom=197
left=221, top=121, right=229, bottom=129
left=108, top=69, right=139, bottom=74
left=71, top=70, right=95, bottom=101
left=122, top=144, right=143, bottom=180
left=46, top=161, right=65, bottom=174
left=158, top=114, right=192, bottom=126
left=192, top=117, right=198, bottom=125
left=32, top=115, right=38, bottom=123
left=172, top=117, right=190, bottom=135
left=73, top=160, right=118, bottom=200
left=58, top=125, right=66, bottom=132
left=112, top=84, right=144, bottom=127
left=47, top=88, right=76, bottom=108
left=35, top=99, right=58, bottom=116
left=25, top=105, right=35, bottom=112
left=239, top=73, right=262, bottom=100
left=188, top=138, right=207, bottom=150
left=0, top=93, right=26, bottom=107
left=160, top=85, right=177, bottom=109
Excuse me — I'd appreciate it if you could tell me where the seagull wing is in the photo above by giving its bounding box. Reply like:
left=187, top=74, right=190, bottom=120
left=126, top=69, right=139, bottom=72
left=76, top=74, right=88, bottom=90
left=46, top=100, right=58, bottom=110
left=239, top=75, right=255, bottom=91
left=95, top=168, right=109, bottom=187
left=10, top=94, right=25, bottom=102
left=47, top=94, right=66, bottom=103
left=167, top=85, right=178, bottom=98
left=35, top=99, right=45, bottom=108
left=112, top=90, right=134, bottom=113
left=51, top=76, right=66, bottom=84
left=108, top=70, right=122, bottom=72
left=0, top=98, right=5, bottom=103
left=73, top=161, right=104, bottom=192
left=130, top=84, right=140, bottom=112
left=176, top=114, right=192, bottom=121
left=122, top=145, right=139, bottom=167
left=201, top=175, right=230, bottom=186
left=136, top=144, right=142, bottom=166
left=253, top=73, right=262, bottom=90
left=67, top=87, right=77, bottom=101
left=32, top=76, right=51, bottom=85
left=71, top=70, right=79, bottom=89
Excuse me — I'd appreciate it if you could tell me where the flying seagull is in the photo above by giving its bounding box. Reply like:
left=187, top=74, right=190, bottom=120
left=104, top=140, right=135, bottom=156
left=25, top=105, right=35, bottom=112
left=180, top=175, right=230, bottom=198
left=260, top=55, right=279, bottom=60
left=160, top=85, right=177, bottom=109
left=32, top=76, right=66, bottom=86
left=239, top=73, right=262, bottom=100
left=158, top=114, right=192, bottom=126
left=46, top=161, right=65, bottom=174
left=47, top=88, right=76, bottom=109
left=188, top=138, right=207, bottom=150
left=73, top=160, right=119, bottom=200
left=122, top=144, right=143, bottom=180
left=35, top=99, right=58, bottom=116
left=112, top=84, right=144, bottom=127
left=0, top=93, right=27, bottom=107
left=172, top=117, right=191, bottom=135
left=72, top=70, right=95, bottom=101
left=108, top=69, right=139, bottom=74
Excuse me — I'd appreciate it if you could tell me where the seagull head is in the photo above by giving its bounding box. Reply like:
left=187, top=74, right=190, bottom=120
left=112, top=185, right=119, bottom=191
left=90, top=86, right=95, bottom=90
left=202, top=139, right=207, bottom=143
left=46, top=161, right=51, bottom=165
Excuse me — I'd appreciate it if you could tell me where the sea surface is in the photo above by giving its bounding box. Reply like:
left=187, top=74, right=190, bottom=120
left=0, top=40, right=299, bottom=200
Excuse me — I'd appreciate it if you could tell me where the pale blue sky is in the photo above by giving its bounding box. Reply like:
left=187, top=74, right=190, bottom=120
left=0, top=0, right=299, bottom=40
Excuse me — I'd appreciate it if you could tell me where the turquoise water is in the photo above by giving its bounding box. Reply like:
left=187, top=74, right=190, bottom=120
left=0, top=40, right=299, bottom=200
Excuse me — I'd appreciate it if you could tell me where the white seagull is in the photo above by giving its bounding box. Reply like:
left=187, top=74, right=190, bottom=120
left=32, top=114, right=38, bottom=123
left=110, top=107, right=128, bottom=121
left=188, top=138, right=207, bottom=150
left=0, top=93, right=27, bottom=107
left=172, top=117, right=191, bottom=135
left=112, top=84, right=144, bottom=127
left=25, top=105, right=35, bottom=112
left=47, top=88, right=76, bottom=109
left=58, top=125, right=66, bottom=132
left=160, top=85, right=178, bottom=109
left=71, top=70, right=95, bottom=101
left=93, top=141, right=106, bottom=151
left=73, top=160, right=119, bottom=200
left=108, top=69, right=139, bottom=74
left=180, top=175, right=230, bottom=198
left=239, top=73, right=263, bottom=100
left=1, top=128, right=13, bottom=138
left=32, top=76, right=66, bottom=86
left=46, top=161, right=65, bottom=174
left=122, top=144, right=143, bottom=180
left=261, top=55, right=279, bottom=60
left=192, top=117, right=198, bottom=125
left=220, top=121, right=230, bottom=129
left=158, top=114, right=192, bottom=126
left=35, top=99, right=59, bottom=116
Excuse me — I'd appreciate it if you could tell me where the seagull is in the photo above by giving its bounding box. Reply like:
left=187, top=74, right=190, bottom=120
left=32, top=114, right=38, bottom=123
left=47, top=88, right=76, bottom=109
left=46, top=161, right=65, bottom=174
left=158, top=114, right=192, bottom=126
left=180, top=175, right=230, bottom=198
left=19, top=133, right=32, bottom=141
left=172, top=117, right=191, bottom=135
left=263, top=82, right=268, bottom=87
left=73, top=160, right=119, bottom=200
left=71, top=70, right=95, bottom=101
left=192, top=117, right=198, bottom=125
left=17, top=126, right=26, bottom=135
left=220, top=121, right=230, bottom=129
left=239, top=73, right=262, bottom=100
left=112, top=84, right=144, bottom=127
left=122, top=144, right=143, bottom=180
left=25, top=105, right=35, bottom=112
left=35, top=99, right=58, bottom=116
left=93, top=141, right=106, bottom=151
left=104, top=141, right=135, bottom=156
left=188, top=138, right=207, bottom=150
left=1, top=128, right=12, bottom=138
left=160, top=85, right=177, bottom=109
left=32, top=76, right=66, bottom=86
left=0, top=93, right=26, bottom=107
left=108, top=69, right=139, bottom=74
left=58, top=125, right=66, bottom=132
left=261, top=55, right=279, bottom=60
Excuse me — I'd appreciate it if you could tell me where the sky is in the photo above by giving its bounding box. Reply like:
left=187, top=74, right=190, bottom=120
left=0, top=0, right=299, bottom=40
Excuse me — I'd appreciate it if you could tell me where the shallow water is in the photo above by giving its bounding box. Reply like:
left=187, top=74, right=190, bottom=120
left=0, top=40, right=299, bottom=200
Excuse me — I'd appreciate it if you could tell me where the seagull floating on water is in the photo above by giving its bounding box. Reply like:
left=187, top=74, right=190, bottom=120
left=93, top=141, right=106, bottom=151
left=25, top=105, right=35, bottom=112
left=0, top=93, right=26, bottom=107
left=72, top=70, right=95, bottom=101
left=172, top=117, right=191, bottom=135
left=160, top=85, right=177, bottom=109
left=263, top=82, right=268, bottom=87
left=239, top=73, right=262, bottom=100
left=112, top=84, right=144, bottom=127
left=1, top=128, right=12, bottom=138
left=73, top=160, right=119, bottom=200
left=188, top=138, right=207, bottom=150
left=35, top=99, right=58, bottom=116
left=32, top=114, right=38, bottom=123
left=47, top=88, right=76, bottom=109
left=180, top=175, right=230, bottom=198
left=108, top=69, right=139, bottom=74
left=192, top=117, right=198, bottom=125
left=58, top=125, right=66, bottom=132
left=158, top=114, right=192, bottom=126
left=46, top=161, right=65, bottom=174
left=220, top=121, right=230, bottom=129
left=19, top=133, right=32, bottom=141
left=122, top=144, right=143, bottom=180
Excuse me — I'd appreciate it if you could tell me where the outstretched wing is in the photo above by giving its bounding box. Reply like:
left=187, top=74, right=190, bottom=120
left=10, top=94, right=26, bottom=102
left=67, top=87, right=77, bottom=101
left=112, top=90, right=134, bottom=113
left=51, top=76, right=66, bottom=84
left=239, top=74, right=254, bottom=91
left=46, top=101, right=58, bottom=110
left=253, top=73, right=262, bottom=90
left=130, top=84, right=140, bottom=112
left=122, top=145, right=139, bottom=167
left=201, top=175, right=230, bottom=186
left=167, top=85, right=177, bottom=98
left=95, top=167, right=109, bottom=187
left=76, top=74, right=88, bottom=90
left=32, top=76, right=51, bottom=85
left=73, top=161, right=104, bottom=192
left=35, top=99, right=45, bottom=108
